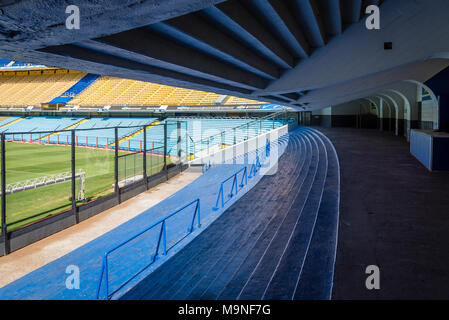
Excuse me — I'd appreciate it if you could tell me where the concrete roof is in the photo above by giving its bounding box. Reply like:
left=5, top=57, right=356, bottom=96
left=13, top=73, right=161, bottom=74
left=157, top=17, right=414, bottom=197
left=1, top=0, right=448, bottom=110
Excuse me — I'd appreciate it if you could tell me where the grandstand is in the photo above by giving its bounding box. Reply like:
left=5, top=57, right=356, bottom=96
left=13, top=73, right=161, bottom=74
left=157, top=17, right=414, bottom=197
left=223, top=96, right=264, bottom=106
left=2, top=0, right=449, bottom=304
left=0, top=68, right=267, bottom=110
left=67, top=76, right=226, bottom=107
left=0, top=113, right=287, bottom=232
left=0, top=70, right=85, bottom=107
left=0, top=115, right=284, bottom=154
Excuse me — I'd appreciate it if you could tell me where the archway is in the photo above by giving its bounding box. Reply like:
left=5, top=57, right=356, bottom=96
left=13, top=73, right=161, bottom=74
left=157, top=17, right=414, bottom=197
left=376, top=94, right=397, bottom=134
left=387, top=89, right=412, bottom=140
left=364, top=97, right=381, bottom=129
left=405, top=80, right=439, bottom=130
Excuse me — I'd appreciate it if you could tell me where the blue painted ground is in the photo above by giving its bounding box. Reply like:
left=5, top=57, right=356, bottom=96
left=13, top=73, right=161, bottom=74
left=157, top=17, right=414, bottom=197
left=120, top=127, right=340, bottom=300
left=0, top=134, right=288, bottom=300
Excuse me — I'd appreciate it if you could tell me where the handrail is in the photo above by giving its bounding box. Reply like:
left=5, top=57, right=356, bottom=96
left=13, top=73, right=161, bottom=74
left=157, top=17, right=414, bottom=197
left=2, top=119, right=191, bottom=135
left=266, top=138, right=271, bottom=157
left=249, top=155, right=261, bottom=178
left=212, top=166, right=248, bottom=211
left=212, top=138, right=272, bottom=211
left=190, top=110, right=288, bottom=156
left=186, top=132, right=196, bottom=157
left=94, top=116, right=280, bottom=298
left=96, top=198, right=200, bottom=300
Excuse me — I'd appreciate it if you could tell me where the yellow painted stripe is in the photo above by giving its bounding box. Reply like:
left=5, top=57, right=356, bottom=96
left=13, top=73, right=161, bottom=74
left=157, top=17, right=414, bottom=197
left=0, top=117, right=24, bottom=129
left=109, top=119, right=162, bottom=147
left=40, top=118, right=88, bottom=140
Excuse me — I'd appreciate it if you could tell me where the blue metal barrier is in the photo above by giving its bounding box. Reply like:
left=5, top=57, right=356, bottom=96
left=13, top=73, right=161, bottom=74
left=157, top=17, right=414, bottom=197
left=213, top=167, right=248, bottom=211
left=96, top=198, right=200, bottom=300
left=96, top=138, right=274, bottom=299
left=266, top=138, right=270, bottom=157
left=212, top=139, right=272, bottom=211
left=249, top=155, right=261, bottom=178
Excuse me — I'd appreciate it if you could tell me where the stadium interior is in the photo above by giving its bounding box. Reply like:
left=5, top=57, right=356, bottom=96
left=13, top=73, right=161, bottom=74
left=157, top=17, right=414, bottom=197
left=0, top=0, right=448, bottom=302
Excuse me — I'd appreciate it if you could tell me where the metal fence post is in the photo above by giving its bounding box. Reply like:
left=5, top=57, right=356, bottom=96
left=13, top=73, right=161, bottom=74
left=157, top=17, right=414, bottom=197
left=163, top=122, right=167, bottom=175
left=185, top=123, right=189, bottom=162
left=177, top=121, right=181, bottom=164
left=114, top=127, right=120, bottom=203
left=71, top=130, right=78, bottom=224
left=143, top=126, right=147, bottom=189
left=1, top=133, right=9, bottom=255
left=233, top=127, right=237, bottom=165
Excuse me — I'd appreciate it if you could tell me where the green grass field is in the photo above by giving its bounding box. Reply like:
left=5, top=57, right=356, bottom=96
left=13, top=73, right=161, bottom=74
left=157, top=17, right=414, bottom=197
left=1, top=142, right=168, bottom=231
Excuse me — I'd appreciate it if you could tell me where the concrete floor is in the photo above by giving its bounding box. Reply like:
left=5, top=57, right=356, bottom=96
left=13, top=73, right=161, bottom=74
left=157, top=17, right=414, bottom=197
left=320, top=127, right=449, bottom=299
left=0, top=170, right=201, bottom=288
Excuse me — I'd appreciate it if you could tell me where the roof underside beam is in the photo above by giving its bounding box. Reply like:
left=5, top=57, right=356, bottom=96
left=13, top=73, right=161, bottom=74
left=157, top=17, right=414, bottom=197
left=26, top=0, right=398, bottom=111
left=315, top=0, right=343, bottom=36
left=91, top=27, right=269, bottom=90
left=210, top=1, right=296, bottom=69
left=38, top=43, right=255, bottom=95
left=157, top=13, right=281, bottom=79
left=296, top=0, right=328, bottom=47
left=340, top=0, right=363, bottom=28
left=242, top=0, right=310, bottom=58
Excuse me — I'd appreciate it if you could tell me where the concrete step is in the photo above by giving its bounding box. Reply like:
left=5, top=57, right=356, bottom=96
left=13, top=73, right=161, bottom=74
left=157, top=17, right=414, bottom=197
left=120, top=127, right=340, bottom=301
left=181, top=134, right=311, bottom=300
left=293, top=128, right=340, bottom=300
left=217, top=131, right=320, bottom=300
left=158, top=134, right=307, bottom=299
left=261, top=128, right=328, bottom=300
left=235, top=129, right=325, bottom=300
left=121, top=135, right=291, bottom=300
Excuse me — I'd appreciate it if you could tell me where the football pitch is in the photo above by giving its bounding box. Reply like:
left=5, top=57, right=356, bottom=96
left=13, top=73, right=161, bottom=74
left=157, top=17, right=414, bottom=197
left=1, top=142, right=167, bottom=231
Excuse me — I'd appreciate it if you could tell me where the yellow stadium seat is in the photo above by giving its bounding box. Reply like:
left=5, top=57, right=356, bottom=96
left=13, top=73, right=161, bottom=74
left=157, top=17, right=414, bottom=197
left=0, top=71, right=86, bottom=107
left=0, top=72, right=265, bottom=108
left=67, top=76, right=224, bottom=107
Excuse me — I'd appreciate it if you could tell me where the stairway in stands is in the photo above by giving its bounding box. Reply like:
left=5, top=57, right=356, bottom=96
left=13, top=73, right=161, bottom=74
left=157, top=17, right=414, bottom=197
left=47, top=74, right=100, bottom=104
left=121, top=127, right=340, bottom=300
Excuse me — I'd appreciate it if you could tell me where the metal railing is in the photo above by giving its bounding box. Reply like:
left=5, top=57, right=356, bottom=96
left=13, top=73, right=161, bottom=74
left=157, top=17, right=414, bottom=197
left=95, top=118, right=279, bottom=299
left=212, top=139, right=271, bottom=211
left=2, top=169, right=85, bottom=198
left=212, top=166, right=248, bottom=211
left=96, top=198, right=200, bottom=300
left=249, top=156, right=262, bottom=179
left=187, top=110, right=289, bottom=160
